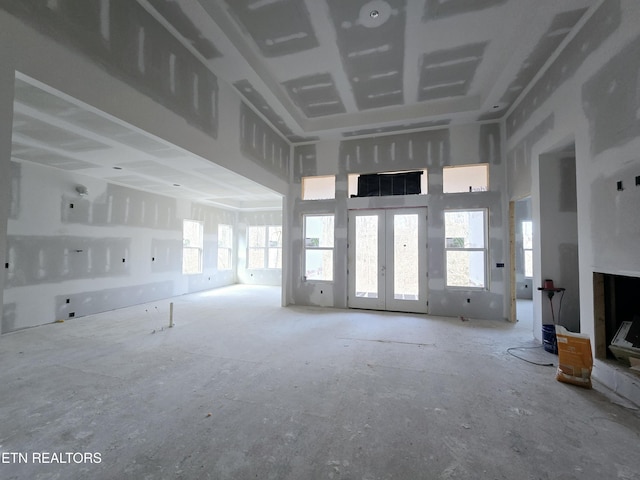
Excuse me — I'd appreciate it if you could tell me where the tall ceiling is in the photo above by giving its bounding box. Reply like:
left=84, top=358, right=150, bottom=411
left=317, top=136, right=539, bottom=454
left=141, top=0, right=599, bottom=141
left=9, top=0, right=601, bottom=210
left=12, top=76, right=283, bottom=211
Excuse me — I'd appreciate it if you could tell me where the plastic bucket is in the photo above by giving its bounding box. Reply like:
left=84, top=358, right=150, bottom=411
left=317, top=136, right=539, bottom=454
left=542, top=324, right=557, bottom=354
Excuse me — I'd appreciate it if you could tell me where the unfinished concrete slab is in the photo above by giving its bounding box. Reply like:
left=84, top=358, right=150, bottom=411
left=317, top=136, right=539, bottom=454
left=0, top=285, right=638, bottom=479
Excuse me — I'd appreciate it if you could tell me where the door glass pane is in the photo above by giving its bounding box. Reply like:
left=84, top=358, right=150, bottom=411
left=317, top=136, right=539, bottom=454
left=393, top=214, right=419, bottom=300
left=355, top=215, right=378, bottom=298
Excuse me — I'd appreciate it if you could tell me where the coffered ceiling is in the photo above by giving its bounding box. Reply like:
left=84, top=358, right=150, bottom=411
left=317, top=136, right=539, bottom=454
left=141, top=0, right=599, bottom=141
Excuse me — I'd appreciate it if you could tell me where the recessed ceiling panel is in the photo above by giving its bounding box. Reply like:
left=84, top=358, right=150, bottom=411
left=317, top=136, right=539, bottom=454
left=11, top=145, right=96, bottom=170
left=223, top=0, right=319, bottom=57
left=342, top=119, right=450, bottom=137
left=327, top=0, right=406, bottom=111
left=418, top=42, right=487, bottom=101
left=14, top=80, right=79, bottom=117
left=13, top=112, right=111, bottom=153
left=282, top=73, right=346, bottom=118
left=423, top=0, right=507, bottom=21
left=109, top=175, right=168, bottom=190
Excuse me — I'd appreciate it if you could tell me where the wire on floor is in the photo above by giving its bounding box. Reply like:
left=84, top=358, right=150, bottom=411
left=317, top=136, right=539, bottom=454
left=507, top=345, right=555, bottom=367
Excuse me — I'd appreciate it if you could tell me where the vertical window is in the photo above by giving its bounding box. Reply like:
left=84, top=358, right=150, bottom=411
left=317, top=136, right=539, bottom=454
left=247, top=225, right=282, bottom=269
left=522, top=221, right=533, bottom=278
left=217, top=224, right=233, bottom=270
left=445, top=210, right=486, bottom=288
left=182, top=219, right=203, bottom=274
left=304, top=215, right=334, bottom=281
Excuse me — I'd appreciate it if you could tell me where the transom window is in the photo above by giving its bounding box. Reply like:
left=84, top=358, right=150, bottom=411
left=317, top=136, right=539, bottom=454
left=443, top=164, right=488, bottom=193
left=302, top=175, right=335, bottom=200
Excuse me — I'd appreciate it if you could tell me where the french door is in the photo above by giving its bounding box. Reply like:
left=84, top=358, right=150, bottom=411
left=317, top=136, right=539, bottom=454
left=347, top=208, right=427, bottom=313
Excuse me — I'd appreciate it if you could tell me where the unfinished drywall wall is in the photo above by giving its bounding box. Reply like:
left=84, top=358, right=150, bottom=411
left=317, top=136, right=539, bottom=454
left=0, top=6, right=289, bottom=331
left=234, top=79, right=318, bottom=143
left=0, top=67, right=14, bottom=330
left=538, top=154, right=580, bottom=332
left=506, top=114, right=554, bottom=200
left=1, top=0, right=219, bottom=138
left=582, top=34, right=640, bottom=157
left=506, top=0, right=621, bottom=139
left=496, top=8, right=588, bottom=118
left=237, top=210, right=283, bottom=286
left=239, top=102, right=291, bottom=180
left=3, top=161, right=238, bottom=332
left=288, top=123, right=509, bottom=320
left=0, top=8, right=289, bottom=196
left=504, top=0, right=640, bottom=400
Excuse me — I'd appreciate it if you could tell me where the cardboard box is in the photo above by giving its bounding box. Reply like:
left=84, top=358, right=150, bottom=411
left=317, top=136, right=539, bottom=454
left=609, top=321, right=640, bottom=366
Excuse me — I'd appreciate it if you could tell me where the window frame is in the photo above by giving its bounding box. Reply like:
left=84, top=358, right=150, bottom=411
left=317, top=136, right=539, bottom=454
left=217, top=223, right=233, bottom=271
left=303, top=214, right=335, bottom=282
left=246, top=225, right=283, bottom=270
left=182, top=219, right=204, bottom=275
left=444, top=208, right=488, bottom=289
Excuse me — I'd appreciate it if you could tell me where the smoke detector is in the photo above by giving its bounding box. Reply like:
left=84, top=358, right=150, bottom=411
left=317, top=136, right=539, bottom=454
left=359, top=1, right=392, bottom=28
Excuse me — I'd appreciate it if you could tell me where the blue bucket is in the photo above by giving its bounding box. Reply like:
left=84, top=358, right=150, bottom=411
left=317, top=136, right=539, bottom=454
left=542, top=324, right=557, bottom=354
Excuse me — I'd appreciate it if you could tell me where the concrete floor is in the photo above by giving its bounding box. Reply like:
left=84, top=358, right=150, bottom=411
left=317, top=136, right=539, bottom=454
left=1, top=286, right=639, bottom=480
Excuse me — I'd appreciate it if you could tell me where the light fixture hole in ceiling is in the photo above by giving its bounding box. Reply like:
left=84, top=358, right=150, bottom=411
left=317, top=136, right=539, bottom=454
left=359, top=0, right=392, bottom=28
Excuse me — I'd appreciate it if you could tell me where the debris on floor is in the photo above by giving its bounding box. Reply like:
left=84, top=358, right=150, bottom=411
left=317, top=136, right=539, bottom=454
left=608, top=316, right=640, bottom=369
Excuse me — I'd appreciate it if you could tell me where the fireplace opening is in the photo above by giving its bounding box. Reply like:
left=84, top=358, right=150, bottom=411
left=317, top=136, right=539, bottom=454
left=594, top=272, right=640, bottom=368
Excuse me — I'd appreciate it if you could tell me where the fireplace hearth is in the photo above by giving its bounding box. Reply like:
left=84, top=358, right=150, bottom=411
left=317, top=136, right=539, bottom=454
left=593, top=272, right=640, bottom=366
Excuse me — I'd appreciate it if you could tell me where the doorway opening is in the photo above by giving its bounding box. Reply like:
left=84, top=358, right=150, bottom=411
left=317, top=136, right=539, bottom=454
left=347, top=208, right=428, bottom=313
left=511, top=196, right=533, bottom=324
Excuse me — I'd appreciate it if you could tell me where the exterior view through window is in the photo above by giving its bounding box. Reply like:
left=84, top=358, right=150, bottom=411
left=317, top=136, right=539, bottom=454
left=522, top=221, right=533, bottom=277
left=304, top=215, right=334, bottom=281
left=217, top=224, right=233, bottom=270
left=445, top=210, right=486, bottom=288
left=247, top=225, right=282, bottom=269
left=182, top=219, right=203, bottom=274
